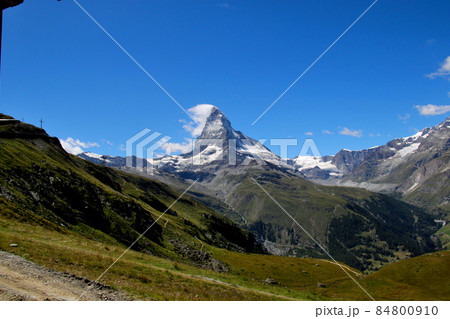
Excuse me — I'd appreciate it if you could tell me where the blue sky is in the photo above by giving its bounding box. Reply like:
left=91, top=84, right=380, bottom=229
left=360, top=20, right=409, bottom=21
left=1, top=0, right=449, bottom=157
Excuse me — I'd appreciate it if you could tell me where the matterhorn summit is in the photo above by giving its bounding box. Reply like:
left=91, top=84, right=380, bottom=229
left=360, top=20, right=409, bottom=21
left=194, top=105, right=237, bottom=141
left=153, top=104, right=282, bottom=173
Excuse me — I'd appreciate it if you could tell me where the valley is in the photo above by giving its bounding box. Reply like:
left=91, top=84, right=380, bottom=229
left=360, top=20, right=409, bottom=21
left=81, top=106, right=446, bottom=271
left=0, top=111, right=449, bottom=300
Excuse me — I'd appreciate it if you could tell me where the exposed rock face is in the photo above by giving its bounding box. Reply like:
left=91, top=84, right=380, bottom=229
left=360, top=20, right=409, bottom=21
left=332, top=149, right=371, bottom=173
left=293, top=117, right=450, bottom=215
left=78, top=110, right=448, bottom=213
left=338, top=117, right=450, bottom=214
left=264, top=278, right=279, bottom=285
left=170, top=240, right=228, bottom=272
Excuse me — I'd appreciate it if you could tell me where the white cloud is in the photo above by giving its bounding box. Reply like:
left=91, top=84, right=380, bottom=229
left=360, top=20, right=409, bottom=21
left=426, top=39, right=436, bottom=45
left=163, top=104, right=216, bottom=155
left=182, top=104, right=216, bottom=137
left=339, top=127, right=363, bottom=138
left=369, top=133, right=381, bottom=137
left=60, top=137, right=100, bottom=155
left=419, top=57, right=450, bottom=114
left=426, top=56, right=450, bottom=79
left=160, top=138, right=193, bottom=154
left=304, top=132, right=313, bottom=136
left=415, top=104, right=450, bottom=116
left=398, top=113, right=410, bottom=123
left=322, top=130, right=333, bottom=135
left=100, top=139, right=114, bottom=148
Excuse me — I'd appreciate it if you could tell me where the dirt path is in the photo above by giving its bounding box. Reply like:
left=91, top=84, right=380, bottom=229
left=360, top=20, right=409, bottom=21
left=0, top=251, right=298, bottom=301
left=190, top=274, right=301, bottom=300
left=0, top=251, right=129, bottom=301
left=321, top=259, right=361, bottom=277
left=107, top=255, right=301, bottom=301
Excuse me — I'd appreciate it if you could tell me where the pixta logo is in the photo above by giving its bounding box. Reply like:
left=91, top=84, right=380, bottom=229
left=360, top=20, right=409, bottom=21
left=126, top=129, right=323, bottom=175
left=126, top=129, right=172, bottom=175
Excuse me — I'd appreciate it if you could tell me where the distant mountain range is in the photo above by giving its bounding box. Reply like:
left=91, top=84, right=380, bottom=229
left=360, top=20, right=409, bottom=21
left=78, top=106, right=448, bottom=270
left=81, top=108, right=449, bottom=217
left=294, top=117, right=450, bottom=216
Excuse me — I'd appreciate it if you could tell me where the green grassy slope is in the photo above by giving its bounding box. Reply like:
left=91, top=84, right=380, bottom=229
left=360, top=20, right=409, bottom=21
left=0, top=118, right=262, bottom=264
left=365, top=250, right=450, bottom=300
left=0, top=212, right=301, bottom=300
left=0, top=115, right=448, bottom=300
left=436, top=224, right=450, bottom=250
left=216, top=170, right=439, bottom=271
left=1, top=212, right=448, bottom=300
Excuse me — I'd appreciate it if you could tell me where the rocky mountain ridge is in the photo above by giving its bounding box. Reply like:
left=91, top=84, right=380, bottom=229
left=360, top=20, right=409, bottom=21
left=75, top=106, right=443, bottom=270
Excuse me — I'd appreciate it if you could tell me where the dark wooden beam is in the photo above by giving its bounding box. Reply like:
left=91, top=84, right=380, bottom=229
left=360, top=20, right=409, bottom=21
left=1, top=0, right=24, bottom=11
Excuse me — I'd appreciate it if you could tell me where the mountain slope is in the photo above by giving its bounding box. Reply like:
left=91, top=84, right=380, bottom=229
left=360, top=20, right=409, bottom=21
left=78, top=106, right=443, bottom=270
left=338, top=118, right=449, bottom=215
left=2, top=206, right=448, bottom=300
left=89, top=106, right=438, bottom=271
left=290, top=117, right=450, bottom=219
left=209, top=169, right=438, bottom=271
left=0, top=114, right=263, bottom=266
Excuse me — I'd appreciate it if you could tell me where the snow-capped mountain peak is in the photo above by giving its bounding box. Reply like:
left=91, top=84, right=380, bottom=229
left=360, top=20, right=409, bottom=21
left=152, top=105, right=283, bottom=171
left=197, top=105, right=237, bottom=141
left=293, top=116, right=449, bottom=183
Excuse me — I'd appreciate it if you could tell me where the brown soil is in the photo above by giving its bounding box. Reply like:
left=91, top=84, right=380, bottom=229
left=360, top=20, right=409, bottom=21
left=0, top=251, right=130, bottom=301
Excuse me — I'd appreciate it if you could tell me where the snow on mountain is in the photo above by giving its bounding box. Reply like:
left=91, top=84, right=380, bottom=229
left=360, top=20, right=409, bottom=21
left=83, top=152, right=104, bottom=160
left=334, top=116, right=449, bottom=200
left=396, top=142, right=421, bottom=157
left=77, top=105, right=448, bottom=200
left=292, top=117, right=449, bottom=185
left=152, top=105, right=285, bottom=171
left=293, top=156, right=337, bottom=171
left=78, top=152, right=126, bottom=167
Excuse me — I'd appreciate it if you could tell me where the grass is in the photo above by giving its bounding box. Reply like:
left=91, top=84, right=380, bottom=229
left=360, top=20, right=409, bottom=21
left=222, top=170, right=438, bottom=271
left=0, top=134, right=262, bottom=262
left=0, top=120, right=448, bottom=301
left=436, top=224, right=450, bottom=250
left=0, top=213, right=313, bottom=300
left=1, top=212, right=448, bottom=300
left=367, top=250, right=450, bottom=300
